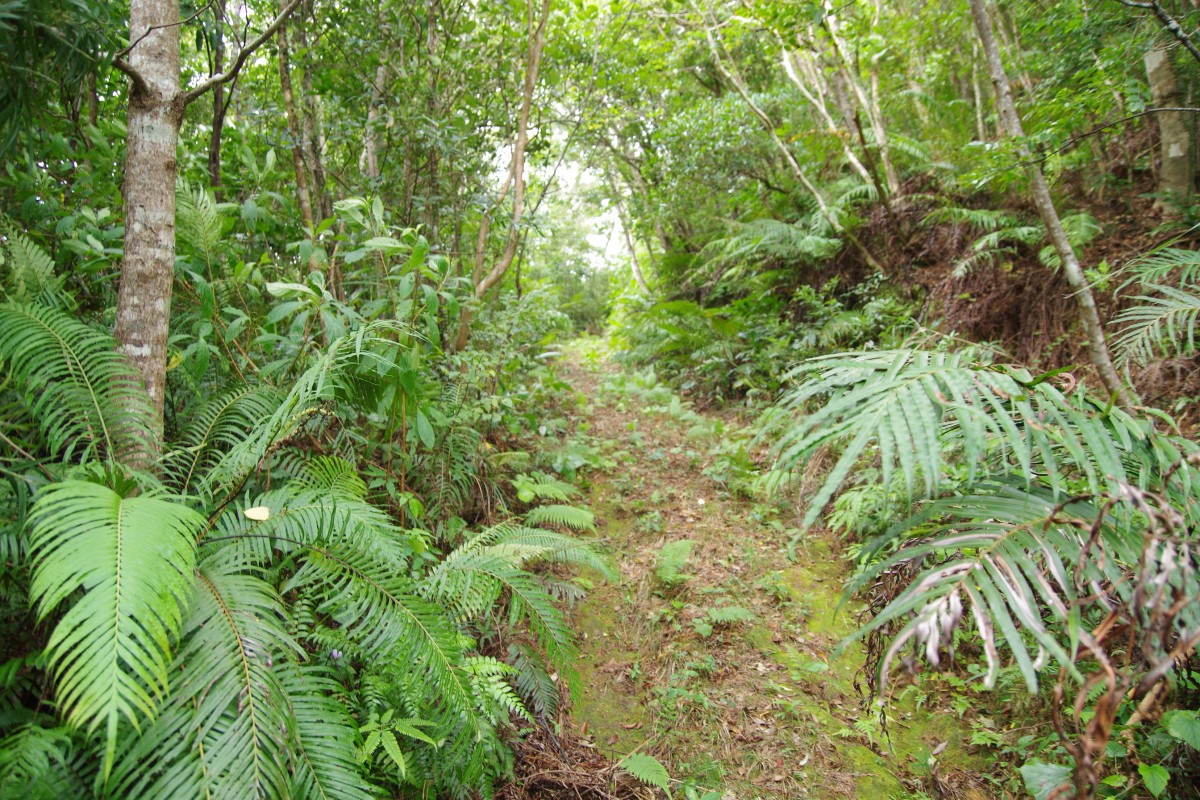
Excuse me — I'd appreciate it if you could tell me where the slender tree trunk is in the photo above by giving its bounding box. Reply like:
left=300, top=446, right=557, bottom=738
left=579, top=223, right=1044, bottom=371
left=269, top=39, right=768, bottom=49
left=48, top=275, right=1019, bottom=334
left=114, top=0, right=184, bottom=451
left=361, top=65, right=388, bottom=179
left=277, top=5, right=315, bottom=230
left=454, top=0, right=552, bottom=351
left=969, top=0, right=1133, bottom=406
left=208, top=0, right=227, bottom=197
left=780, top=46, right=873, bottom=184
left=704, top=24, right=884, bottom=272
left=1144, top=45, right=1192, bottom=210
left=295, top=11, right=332, bottom=223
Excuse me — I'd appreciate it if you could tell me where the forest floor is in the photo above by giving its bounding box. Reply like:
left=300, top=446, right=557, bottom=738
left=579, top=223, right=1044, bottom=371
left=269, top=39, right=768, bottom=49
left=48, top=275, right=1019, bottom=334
left=545, top=340, right=997, bottom=800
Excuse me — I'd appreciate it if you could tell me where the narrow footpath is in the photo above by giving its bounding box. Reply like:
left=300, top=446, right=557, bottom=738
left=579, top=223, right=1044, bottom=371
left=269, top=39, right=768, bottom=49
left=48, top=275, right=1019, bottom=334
left=555, top=344, right=989, bottom=800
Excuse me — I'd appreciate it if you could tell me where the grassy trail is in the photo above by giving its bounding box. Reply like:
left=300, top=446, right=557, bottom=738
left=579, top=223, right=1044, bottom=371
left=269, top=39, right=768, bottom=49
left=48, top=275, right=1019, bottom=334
left=556, top=345, right=989, bottom=799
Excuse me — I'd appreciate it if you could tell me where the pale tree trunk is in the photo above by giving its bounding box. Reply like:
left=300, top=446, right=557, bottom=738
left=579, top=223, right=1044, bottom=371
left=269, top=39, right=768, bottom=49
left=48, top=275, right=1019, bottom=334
left=277, top=3, right=315, bottom=230
left=820, top=6, right=901, bottom=195
left=208, top=0, right=227, bottom=198
left=779, top=45, right=874, bottom=185
left=454, top=0, right=552, bottom=351
left=703, top=22, right=884, bottom=272
left=113, top=0, right=184, bottom=448
left=361, top=65, right=388, bottom=179
left=605, top=168, right=651, bottom=294
left=968, top=0, right=1133, bottom=407
left=1144, top=46, right=1192, bottom=210
left=113, top=0, right=301, bottom=455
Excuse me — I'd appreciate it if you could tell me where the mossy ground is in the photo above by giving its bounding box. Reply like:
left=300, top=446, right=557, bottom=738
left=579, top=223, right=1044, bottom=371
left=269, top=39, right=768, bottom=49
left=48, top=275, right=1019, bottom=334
left=556, top=342, right=996, bottom=799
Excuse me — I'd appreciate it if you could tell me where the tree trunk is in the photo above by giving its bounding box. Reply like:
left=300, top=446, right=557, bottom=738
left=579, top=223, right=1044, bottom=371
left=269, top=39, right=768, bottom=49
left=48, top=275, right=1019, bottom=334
left=114, top=0, right=301, bottom=455
left=1144, top=46, right=1192, bottom=210
left=704, top=24, right=883, bottom=272
left=968, top=0, right=1133, bottom=406
left=207, top=0, right=227, bottom=198
left=277, top=5, right=315, bottom=230
left=361, top=65, right=388, bottom=179
left=114, top=0, right=185, bottom=451
left=453, top=0, right=552, bottom=351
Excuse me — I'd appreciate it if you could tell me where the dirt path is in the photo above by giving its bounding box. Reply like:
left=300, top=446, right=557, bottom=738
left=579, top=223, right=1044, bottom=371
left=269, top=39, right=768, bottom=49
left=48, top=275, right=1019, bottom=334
left=556, top=345, right=987, bottom=799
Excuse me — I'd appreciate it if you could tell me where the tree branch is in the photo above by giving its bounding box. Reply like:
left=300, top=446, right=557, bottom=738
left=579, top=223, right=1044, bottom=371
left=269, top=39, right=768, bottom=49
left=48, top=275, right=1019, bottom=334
left=182, top=0, right=304, bottom=107
left=1113, top=0, right=1200, bottom=66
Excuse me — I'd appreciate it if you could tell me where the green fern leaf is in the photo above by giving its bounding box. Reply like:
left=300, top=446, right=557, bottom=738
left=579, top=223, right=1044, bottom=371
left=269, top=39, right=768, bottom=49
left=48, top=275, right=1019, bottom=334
left=28, top=481, right=202, bottom=776
left=523, top=504, right=595, bottom=530
left=619, top=753, right=671, bottom=793
left=0, top=303, right=155, bottom=462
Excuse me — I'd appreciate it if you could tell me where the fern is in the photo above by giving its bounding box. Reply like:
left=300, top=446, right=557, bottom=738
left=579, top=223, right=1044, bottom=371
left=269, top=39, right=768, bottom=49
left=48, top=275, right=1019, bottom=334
left=619, top=753, right=671, bottom=793
left=162, top=384, right=283, bottom=496
left=849, top=478, right=1200, bottom=695
left=1114, top=283, right=1200, bottom=366
left=0, top=218, right=61, bottom=305
left=655, top=539, right=694, bottom=588
left=0, top=304, right=155, bottom=463
left=763, top=349, right=1191, bottom=531
left=27, top=480, right=203, bottom=776
left=523, top=503, right=595, bottom=530
left=106, top=545, right=295, bottom=799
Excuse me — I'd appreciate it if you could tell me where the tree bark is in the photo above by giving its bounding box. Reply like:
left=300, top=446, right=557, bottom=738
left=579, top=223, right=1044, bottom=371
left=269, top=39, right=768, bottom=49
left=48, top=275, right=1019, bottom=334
left=277, top=4, right=315, bottom=231
left=968, top=0, right=1133, bottom=406
left=113, top=0, right=302, bottom=456
left=113, top=0, right=185, bottom=449
left=207, top=0, right=227, bottom=197
left=1144, top=46, right=1192, bottom=210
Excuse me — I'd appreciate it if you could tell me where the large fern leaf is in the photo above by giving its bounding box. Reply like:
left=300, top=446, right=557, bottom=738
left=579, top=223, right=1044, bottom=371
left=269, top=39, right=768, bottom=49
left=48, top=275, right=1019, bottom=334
left=0, top=304, right=155, bottom=462
left=106, top=545, right=294, bottom=799
left=1113, top=283, right=1200, bottom=365
left=765, top=349, right=1185, bottom=530
left=27, top=481, right=202, bottom=775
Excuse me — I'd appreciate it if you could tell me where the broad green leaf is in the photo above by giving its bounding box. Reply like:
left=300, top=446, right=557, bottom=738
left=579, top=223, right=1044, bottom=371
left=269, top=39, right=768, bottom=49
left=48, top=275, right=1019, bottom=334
left=1139, top=763, right=1169, bottom=797
left=1019, top=759, right=1070, bottom=800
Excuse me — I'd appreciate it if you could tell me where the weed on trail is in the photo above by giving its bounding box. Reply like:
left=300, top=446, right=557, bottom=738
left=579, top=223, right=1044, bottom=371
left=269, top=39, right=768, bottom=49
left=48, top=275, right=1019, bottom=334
left=557, top=340, right=995, bottom=800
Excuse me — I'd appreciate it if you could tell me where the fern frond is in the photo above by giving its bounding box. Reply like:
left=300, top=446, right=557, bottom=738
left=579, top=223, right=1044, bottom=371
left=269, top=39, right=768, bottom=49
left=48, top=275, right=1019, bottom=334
left=106, top=545, right=293, bottom=799
left=0, top=722, right=91, bottom=799
left=0, top=303, right=155, bottom=462
left=1113, top=284, right=1200, bottom=365
left=765, top=349, right=1183, bottom=529
left=27, top=481, right=202, bottom=776
left=507, top=643, right=562, bottom=718
left=0, top=218, right=60, bottom=305
left=849, top=480, right=1189, bottom=694
left=523, top=504, right=595, bottom=531
left=655, top=539, right=693, bottom=588
left=1116, top=246, right=1200, bottom=290
left=203, top=321, right=409, bottom=494
left=280, top=663, right=374, bottom=800
left=162, top=384, right=283, bottom=495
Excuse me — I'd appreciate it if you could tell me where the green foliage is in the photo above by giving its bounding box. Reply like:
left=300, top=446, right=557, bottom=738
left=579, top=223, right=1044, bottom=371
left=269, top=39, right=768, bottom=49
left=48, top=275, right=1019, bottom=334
left=655, top=540, right=694, bottom=590
left=28, top=480, right=203, bottom=775
left=619, top=752, right=672, bottom=794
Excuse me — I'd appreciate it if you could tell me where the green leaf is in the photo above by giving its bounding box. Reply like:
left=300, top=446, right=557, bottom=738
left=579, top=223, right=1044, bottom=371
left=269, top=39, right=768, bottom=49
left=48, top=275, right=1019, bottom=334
left=619, top=753, right=671, bottom=794
left=1139, top=763, right=1169, bottom=797
left=415, top=409, right=435, bottom=449
left=381, top=731, right=407, bottom=778
left=28, top=481, right=203, bottom=777
left=1163, top=710, right=1200, bottom=750
left=1019, top=760, right=1071, bottom=800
